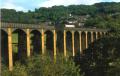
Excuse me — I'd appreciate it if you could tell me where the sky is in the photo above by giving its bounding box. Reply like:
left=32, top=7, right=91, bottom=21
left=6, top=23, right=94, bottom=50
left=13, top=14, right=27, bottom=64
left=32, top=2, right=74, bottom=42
left=0, top=0, right=120, bottom=12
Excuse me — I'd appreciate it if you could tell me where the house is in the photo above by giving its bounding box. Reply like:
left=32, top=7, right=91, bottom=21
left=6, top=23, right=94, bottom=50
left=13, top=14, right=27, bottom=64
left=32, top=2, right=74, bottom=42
left=64, top=14, right=90, bottom=28
left=65, top=24, right=75, bottom=27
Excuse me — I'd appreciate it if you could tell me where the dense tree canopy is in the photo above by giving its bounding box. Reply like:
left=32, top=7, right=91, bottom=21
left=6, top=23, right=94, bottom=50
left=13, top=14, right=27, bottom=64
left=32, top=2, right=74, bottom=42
left=1, top=2, right=120, bottom=29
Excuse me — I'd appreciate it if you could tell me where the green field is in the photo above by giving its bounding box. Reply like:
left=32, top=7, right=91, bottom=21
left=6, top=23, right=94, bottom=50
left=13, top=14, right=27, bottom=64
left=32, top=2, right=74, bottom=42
left=12, top=33, right=18, bottom=53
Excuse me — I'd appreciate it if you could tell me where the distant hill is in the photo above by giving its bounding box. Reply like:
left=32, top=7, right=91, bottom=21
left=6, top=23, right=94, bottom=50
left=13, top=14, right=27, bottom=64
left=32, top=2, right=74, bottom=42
left=1, top=2, right=120, bottom=29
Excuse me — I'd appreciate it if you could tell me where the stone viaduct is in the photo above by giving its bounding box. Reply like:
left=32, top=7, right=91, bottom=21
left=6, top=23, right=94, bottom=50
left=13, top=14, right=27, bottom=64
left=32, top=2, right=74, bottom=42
left=1, top=22, right=108, bottom=71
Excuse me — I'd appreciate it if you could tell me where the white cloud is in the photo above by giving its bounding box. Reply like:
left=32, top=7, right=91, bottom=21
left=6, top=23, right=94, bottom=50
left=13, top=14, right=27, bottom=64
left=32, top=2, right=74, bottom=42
left=78, top=0, right=102, bottom=5
left=1, top=0, right=27, bottom=11
left=1, top=0, right=120, bottom=11
left=112, top=0, right=120, bottom=2
left=1, top=3, right=27, bottom=11
left=39, top=0, right=102, bottom=7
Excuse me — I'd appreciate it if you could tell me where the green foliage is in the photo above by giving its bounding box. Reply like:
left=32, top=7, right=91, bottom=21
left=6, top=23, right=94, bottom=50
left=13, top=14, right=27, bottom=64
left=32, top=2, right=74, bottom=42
left=84, top=13, right=120, bottom=30
left=107, top=59, right=120, bottom=76
left=2, top=63, right=27, bottom=76
left=94, top=2, right=120, bottom=14
left=27, top=55, right=82, bottom=76
left=1, top=65, right=11, bottom=76
left=74, top=34, right=120, bottom=76
left=2, top=2, right=120, bottom=26
left=2, top=54, right=83, bottom=76
left=12, top=63, right=28, bottom=76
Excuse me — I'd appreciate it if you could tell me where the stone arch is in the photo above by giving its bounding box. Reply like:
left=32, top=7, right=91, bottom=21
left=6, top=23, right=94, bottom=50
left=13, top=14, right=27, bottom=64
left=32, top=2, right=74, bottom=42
left=44, top=29, right=53, bottom=34
left=30, top=30, right=42, bottom=56
left=12, top=28, right=26, bottom=34
left=30, top=29, right=40, bottom=33
left=1, top=28, right=8, bottom=33
left=1, top=29, right=8, bottom=66
left=12, top=29, right=27, bottom=64
left=81, top=31, right=86, bottom=52
left=44, top=30, right=54, bottom=56
left=56, top=31, right=64, bottom=54
left=66, top=31, right=72, bottom=55
left=74, top=31, right=80, bottom=55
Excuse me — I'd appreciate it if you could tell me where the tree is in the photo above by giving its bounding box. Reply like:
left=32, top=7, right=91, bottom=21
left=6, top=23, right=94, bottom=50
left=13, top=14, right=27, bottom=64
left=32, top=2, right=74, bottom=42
left=74, top=31, right=120, bottom=76
left=2, top=54, right=83, bottom=76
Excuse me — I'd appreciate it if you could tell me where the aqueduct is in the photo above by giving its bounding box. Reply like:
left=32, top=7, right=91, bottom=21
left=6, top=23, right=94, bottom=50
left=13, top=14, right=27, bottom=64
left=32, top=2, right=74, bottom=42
left=1, top=22, right=108, bottom=71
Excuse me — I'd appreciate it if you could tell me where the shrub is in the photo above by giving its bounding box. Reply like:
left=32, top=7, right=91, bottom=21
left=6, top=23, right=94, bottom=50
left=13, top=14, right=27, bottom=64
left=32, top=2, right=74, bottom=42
left=2, top=63, right=28, bottom=76
left=2, top=53, right=83, bottom=76
left=107, top=59, right=120, bottom=76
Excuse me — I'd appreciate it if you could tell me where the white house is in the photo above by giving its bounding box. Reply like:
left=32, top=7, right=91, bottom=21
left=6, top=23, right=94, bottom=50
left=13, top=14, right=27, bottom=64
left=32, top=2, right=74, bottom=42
left=65, top=24, right=75, bottom=27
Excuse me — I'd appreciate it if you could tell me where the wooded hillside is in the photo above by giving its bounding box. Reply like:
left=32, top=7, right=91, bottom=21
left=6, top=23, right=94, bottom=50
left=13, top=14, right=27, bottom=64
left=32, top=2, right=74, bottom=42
left=1, top=2, right=120, bottom=29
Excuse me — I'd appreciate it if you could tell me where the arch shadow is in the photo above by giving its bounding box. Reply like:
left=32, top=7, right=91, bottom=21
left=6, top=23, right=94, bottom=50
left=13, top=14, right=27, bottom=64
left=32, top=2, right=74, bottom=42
left=12, top=29, right=27, bottom=64
left=30, top=30, right=42, bottom=56
left=66, top=31, right=72, bottom=55
left=1, top=30, right=8, bottom=66
left=81, top=31, right=86, bottom=52
left=44, top=30, right=53, bottom=56
left=74, top=31, right=80, bottom=55
left=57, top=31, right=64, bottom=54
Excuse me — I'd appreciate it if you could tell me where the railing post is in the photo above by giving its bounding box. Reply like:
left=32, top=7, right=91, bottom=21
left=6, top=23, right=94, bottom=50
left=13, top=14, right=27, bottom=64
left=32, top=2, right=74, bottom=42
left=8, top=28, right=13, bottom=71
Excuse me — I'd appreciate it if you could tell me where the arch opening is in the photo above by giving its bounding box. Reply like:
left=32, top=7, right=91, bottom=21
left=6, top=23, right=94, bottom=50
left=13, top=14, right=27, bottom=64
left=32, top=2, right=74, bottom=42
left=30, top=30, right=41, bottom=56
left=88, top=32, right=92, bottom=46
left=74, top=31, right=80, bottom=55
left=93, top=32, right=96, bottom=41
left=57, top=31, right=64, bottom=54
left=45, top=30, right=53, bottom=56
left=66, top=31, right=72, bottom=55
left=12, top=29, right=27, bottom=64
left=81, top=32, right=86, bottom=52
left=1, top=30, right=8, bottom=66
